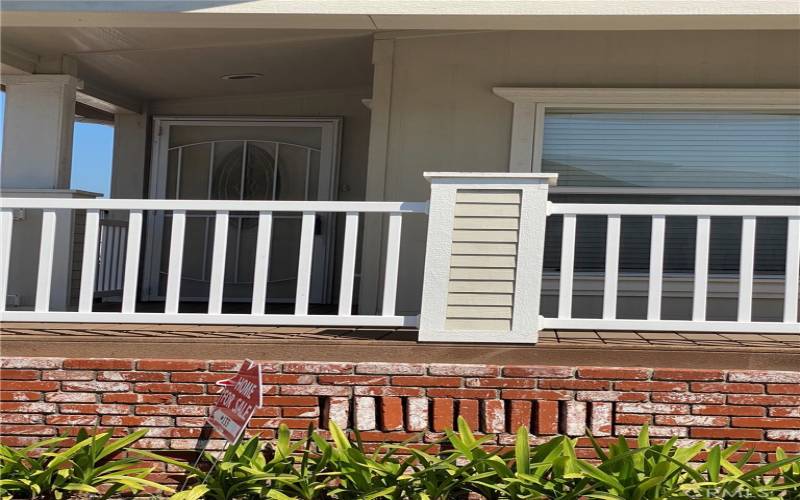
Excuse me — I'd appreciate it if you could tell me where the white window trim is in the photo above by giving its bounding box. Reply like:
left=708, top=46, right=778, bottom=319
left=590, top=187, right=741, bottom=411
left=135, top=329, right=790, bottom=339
left=493, top=87, right=800, bottom=196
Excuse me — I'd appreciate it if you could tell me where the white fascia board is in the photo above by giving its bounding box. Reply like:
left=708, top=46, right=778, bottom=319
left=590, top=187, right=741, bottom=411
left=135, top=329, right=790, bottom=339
left=2, top=1, right=798, bottom=29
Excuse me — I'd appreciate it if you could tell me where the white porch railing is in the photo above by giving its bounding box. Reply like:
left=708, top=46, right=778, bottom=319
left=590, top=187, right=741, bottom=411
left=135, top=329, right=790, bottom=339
left=94, top=215, right=128, bottom=297
left=541, top=204, right=800, bottom=334
left=0, top=198, right=427, bottom=327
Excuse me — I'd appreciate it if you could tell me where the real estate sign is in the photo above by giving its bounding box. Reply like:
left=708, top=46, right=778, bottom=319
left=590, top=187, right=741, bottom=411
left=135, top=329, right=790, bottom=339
left=207, top=360, right=262, bottom=443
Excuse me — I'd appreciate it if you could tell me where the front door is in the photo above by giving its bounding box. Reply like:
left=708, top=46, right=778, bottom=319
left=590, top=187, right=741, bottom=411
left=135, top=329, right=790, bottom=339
left=143, top=117, right=341, bottom=306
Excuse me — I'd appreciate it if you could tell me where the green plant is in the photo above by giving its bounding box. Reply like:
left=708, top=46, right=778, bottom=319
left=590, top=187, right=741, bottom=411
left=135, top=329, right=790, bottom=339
left=0, top=428, right=171, bottom=500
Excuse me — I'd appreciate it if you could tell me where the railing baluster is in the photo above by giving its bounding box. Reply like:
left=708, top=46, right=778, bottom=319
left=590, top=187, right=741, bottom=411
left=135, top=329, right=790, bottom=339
left=251, top=211, right=273, bottom=315
left=338, top=212, right=359, bottom=316
left=0, top=209, right=14, bottom=312
left=647, top=215, right=665, bottom=320
left=208, top=211, right=229, bottom=315
left=783, top=216, right=799, bottom=323
left=558, top=214, right=576, bottom=319
left=602, top=214, right=621, bottom=320
left=382, top=213, right=402, bottom=317
left=738, top=216, right=757, bottom=322
left=122, top=210, right=143, bottom=313
left=116, top=225, right=126, bottom=290
left=294, top=211, right=315, bottom=315
left=164, top=210, right=186, bottom=314
left=78, top=209, right=100, bottom=312
left=35, top=209, right=57, bottom=312
left=693, top=215, right=711, bottom=321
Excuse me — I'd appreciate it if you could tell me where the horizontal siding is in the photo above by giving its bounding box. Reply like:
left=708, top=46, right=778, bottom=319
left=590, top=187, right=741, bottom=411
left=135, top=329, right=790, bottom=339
left=445, top=189, right=521, bottom=331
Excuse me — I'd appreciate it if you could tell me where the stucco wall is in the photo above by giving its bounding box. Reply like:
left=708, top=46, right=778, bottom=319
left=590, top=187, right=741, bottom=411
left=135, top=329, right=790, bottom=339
left=373, top=30, right=800, bottom=314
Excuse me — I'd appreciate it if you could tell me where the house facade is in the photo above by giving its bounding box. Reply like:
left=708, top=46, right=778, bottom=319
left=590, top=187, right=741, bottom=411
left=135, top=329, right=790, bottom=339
left=1, top=1, right=799, bottom=457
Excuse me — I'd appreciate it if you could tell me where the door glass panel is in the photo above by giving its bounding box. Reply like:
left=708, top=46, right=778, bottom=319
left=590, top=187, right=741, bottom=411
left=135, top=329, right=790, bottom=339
left=152, top=121, right=333, bottom=305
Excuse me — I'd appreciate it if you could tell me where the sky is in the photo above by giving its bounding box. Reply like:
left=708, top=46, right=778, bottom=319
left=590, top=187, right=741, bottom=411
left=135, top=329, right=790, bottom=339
left=0, top=92, right=114, bottom=197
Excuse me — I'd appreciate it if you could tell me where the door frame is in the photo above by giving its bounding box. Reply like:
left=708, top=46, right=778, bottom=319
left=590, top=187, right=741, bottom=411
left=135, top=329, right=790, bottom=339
left=141, top=116, right=342, bottom=304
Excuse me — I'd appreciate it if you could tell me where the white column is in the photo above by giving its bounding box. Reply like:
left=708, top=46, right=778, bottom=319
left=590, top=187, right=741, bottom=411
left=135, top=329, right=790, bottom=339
left=418, top=172, right=557, bottom=344
left=1, top=74, right=80, bottom=189
left=1, top=74, right=84, bottom=311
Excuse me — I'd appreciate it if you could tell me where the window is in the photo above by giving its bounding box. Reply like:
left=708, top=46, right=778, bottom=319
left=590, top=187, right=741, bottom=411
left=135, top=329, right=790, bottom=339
left=542, top=111, right=800, bottom=190
left=494, top=88, right=800, bottom=279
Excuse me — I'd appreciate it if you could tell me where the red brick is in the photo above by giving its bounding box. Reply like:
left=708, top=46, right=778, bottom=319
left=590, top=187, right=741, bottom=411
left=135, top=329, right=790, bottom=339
left=428, top=364, right=499, bottom=377
left=356, top=431, right=420, bottom=442
left=540, top=380, right=611, bottom=390
left=45, top=392, right=96, bottom=403
left=261, top=374, right=315, bottom=385
left=170, top=372, right=230, bottom=383
left=729, top=395, right=800, bottom=405
left=614, top=381, right=687, bottom=392
left=1, top=414, right=43, bottom=424
left=283, top=362, right=353, bottom=374
left=732, top=417, right=800, bottom=429
left=0, top=369, right=40, bottom=380
left=317, top=375, right=389, bottom=385
left=281, top=385, right=350, bottom=397
left=653, top=369, right=724, bottom=381
left=135, top=405, right=206, bottom=416
left=46, top=415, right=98, bottom=425
left=432, top=398, right=454, bottom=431
left=104, top=393, right=174, bottom=404
left=0, top=402, right=56, bottom=413
left=263, top=396, right=319, bottom=406
left=656, top=415, right=728, bottom=427
left=691, top=382, right=764, bottom=394
left=355, top=363, right=425, bottom=375
left=691, top=428, right=764, bottom=440
left=503, top=366, right=573, bottom=378
left=651, top=392, right=725, bottom=404
left=0, top=391, right=41, bottom=401
left=380, top=397, right=404, bottom=431
left=535, top=400, right=559, bottom=435
left=42, top=370, right=95, bottom=381
left=1, top=425, right=56, bottom=436
left=577, top=391, right=648, bottom=402
left=393, top=376, right=461, bottom=387
left=483, top=400, right=505, bottom=433
left=1, top=359, right=62, bottom=369
left=617, top=403, right=690, bottom=414
left=693, top=405, right=765, bottom=417
left=252, top=407, right=281, bottom=417
left=101, top=416, right=173, bottom=427
left=465, top=378, right=534, bottom=388
left=426, top=388, right=496, bottom=399
left=770, top=407, right=800, bottom=417
left=354, top=386, right=423, bottom=397
left=1, top=381, right=60, bottom=391
left=136, top=360, right=206, bottom=371
left=63, top=381, right=129, bottom=392
left=458, top=400, right=479, bottom=431
left=63, top=359, right=133, bottom=370
left=509, top=400, right=532, bottom=432
left=728, top=371, right=800, bottom=383
left=98, top=371, right=167, bottom=382
left=577, top=367, right=650, bottom=380
left=283, top=407, right=320, bottom=418
left=135, top=383, right=204, bottom=394
left=615, top=414, right=652, bottom=425
left=501, top=389, right=570, bottom=401
left=766, top=384, right=800, bottom=394
left=59, top=404, right=130, bottom=415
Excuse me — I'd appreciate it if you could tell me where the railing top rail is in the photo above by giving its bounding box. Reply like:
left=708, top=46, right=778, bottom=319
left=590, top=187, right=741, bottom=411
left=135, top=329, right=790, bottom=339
left=0, top=198, right=430, bottom=214
left=549, top=203, right=800, bottom=217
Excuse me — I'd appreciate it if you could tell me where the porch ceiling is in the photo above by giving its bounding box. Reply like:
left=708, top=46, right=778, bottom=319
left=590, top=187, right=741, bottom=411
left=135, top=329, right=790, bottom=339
left=1, top=27, right=374, bottom=101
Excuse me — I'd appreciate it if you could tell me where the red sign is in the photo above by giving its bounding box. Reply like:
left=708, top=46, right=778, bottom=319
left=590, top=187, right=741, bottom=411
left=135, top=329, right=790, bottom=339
left=207, top=360, right=262, bottom=443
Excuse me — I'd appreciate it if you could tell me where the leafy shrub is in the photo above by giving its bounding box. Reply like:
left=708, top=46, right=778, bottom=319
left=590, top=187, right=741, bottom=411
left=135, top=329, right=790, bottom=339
left=0, top=428, right=172, bottom=499
left=3, top=421, right=799, bottom=499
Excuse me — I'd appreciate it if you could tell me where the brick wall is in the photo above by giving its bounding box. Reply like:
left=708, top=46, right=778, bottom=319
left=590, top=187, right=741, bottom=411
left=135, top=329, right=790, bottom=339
left=1, top=358, right=798, bottom=463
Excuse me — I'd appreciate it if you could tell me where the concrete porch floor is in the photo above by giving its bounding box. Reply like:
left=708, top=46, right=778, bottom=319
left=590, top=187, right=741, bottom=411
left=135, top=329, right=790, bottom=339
left=1, top=322, right=798, bottom=371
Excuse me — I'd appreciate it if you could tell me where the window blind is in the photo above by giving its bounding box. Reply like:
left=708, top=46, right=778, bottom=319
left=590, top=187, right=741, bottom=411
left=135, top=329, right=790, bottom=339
left=542, top=111, right=800, bottom=189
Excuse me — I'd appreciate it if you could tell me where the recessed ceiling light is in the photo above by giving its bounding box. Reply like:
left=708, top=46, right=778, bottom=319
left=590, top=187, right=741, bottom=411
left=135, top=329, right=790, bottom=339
left=220, top=73, right=263, bottom=81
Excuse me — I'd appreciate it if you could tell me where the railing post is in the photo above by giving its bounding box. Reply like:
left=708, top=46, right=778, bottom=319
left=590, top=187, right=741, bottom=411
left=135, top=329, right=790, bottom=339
left=418, top=172, right=557, bottom=343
